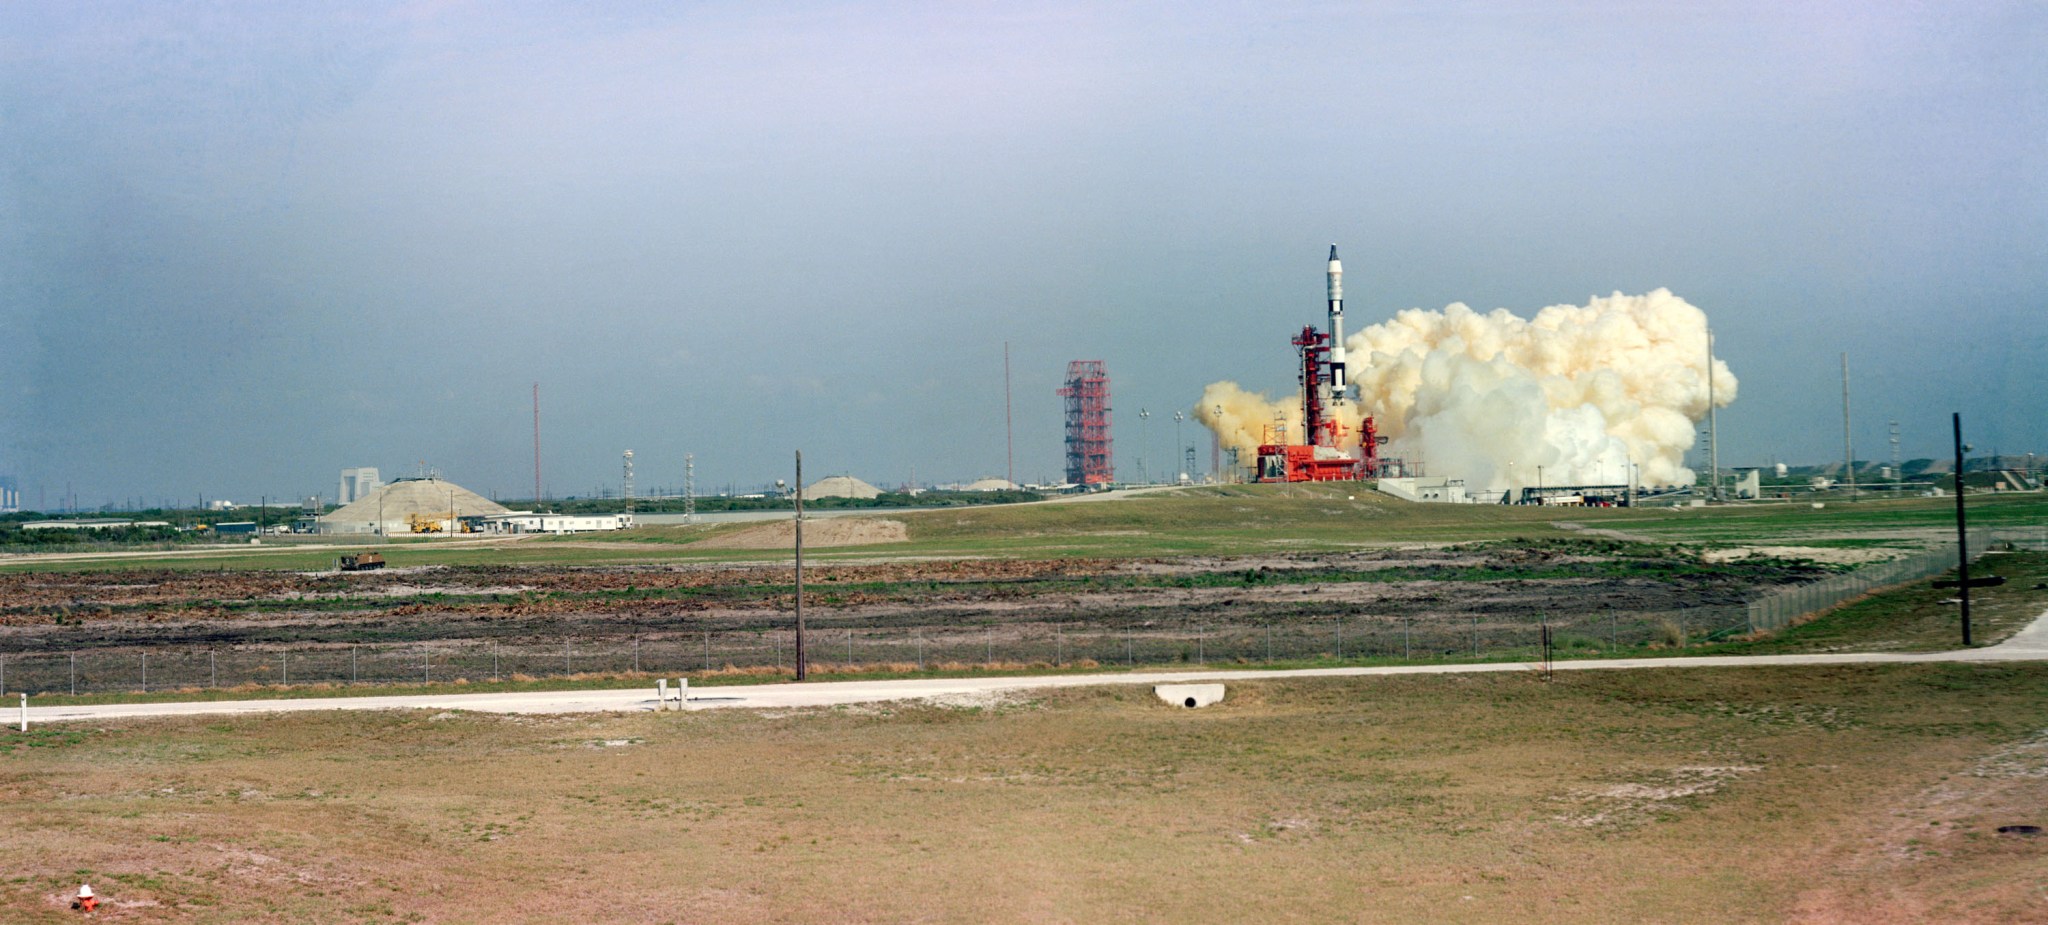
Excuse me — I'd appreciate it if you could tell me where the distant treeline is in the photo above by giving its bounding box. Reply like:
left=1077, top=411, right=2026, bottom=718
left=0, top=522, right=195, bottom=549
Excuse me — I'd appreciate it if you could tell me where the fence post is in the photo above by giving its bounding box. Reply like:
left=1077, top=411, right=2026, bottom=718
left=634, top=636, right=641, bottom=674
left=1266, top=625, right=1272, bottom=663
left=141, top=652, right=147, bottom=692
left=493, top=642, right=499, bottom=681
left=213, top=650, right=219, bottom=688
left=705, top=631, right=712, bottom=673
left=1474, top=617, right=1482, bottom=659
left=1404, top=619, right=1411, bottom=659
left=282, top=652, right=288, bottom=686
left=70, top=653, right=76, bottom=696
left=423, top=648, right=430, bottom=684
left=1198, top=627, right=1204, bottom=665
left=1055, top=626, right=1062, bottom=667
left=1336, top=618, right=1343, bottom=661
left=349, top=647, right=355, bottom=685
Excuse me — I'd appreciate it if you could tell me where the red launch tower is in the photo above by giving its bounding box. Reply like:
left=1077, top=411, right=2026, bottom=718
left=1254, top=327, right=1378, bottom=482
left=1058, top=360, right=1113, bottom=487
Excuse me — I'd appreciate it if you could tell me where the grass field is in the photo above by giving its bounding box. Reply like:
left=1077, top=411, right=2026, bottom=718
left=7, top=486, right=2042, bottom=573
left=6, top=488, right=2047, bottom=921
left=6, top=664, right=2047, bottom=923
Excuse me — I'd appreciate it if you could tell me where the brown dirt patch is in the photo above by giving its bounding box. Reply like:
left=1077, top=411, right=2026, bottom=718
left=697, top=518, right=908, bottom=549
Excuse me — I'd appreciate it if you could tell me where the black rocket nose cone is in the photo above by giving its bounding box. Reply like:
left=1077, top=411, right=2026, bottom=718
left=1329, top=244, right=1340, bottom=261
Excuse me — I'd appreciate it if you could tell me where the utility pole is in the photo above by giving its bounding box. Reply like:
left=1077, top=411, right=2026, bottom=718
left=794, top=451, right=807, bottom=680
left=1954, top=413, right=1972, bottom=646
left=1842, top=353, right=1856, bottom=501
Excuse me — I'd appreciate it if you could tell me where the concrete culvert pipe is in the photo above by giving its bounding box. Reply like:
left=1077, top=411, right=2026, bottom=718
left=1154, top=684, right=1225, bottom=708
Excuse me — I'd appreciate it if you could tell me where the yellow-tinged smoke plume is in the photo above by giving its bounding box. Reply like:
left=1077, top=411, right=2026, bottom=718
left=1195, top=289, right=1734, bottom=491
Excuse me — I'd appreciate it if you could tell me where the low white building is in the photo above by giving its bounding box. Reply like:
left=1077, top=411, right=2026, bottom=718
left=1377, top=477, right=1476, bottom=503
left=478, top=512, right=634, bottom=534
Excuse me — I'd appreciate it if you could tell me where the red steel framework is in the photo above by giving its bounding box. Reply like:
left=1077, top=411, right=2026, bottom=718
left=1254, top=327, right=1382, bottom=483
left=1057, top=360, right=1113, bottom=487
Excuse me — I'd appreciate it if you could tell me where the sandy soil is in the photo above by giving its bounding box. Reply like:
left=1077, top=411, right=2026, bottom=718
left=1702, top=545, right=1906, bottom=566
left=695, top=517, right=908, bottom=549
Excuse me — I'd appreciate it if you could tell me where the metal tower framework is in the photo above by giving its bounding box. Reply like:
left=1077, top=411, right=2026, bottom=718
left=622, top=450, right=635, bottom=513
left=683, top=453, right=696, bottom=524
left=1057, top=360, right=1113, bottom=486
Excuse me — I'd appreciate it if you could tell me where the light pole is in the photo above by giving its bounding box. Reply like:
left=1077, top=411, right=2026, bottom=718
left=1214, top=405, right=1225, bottom=482
left=1173, top=411, right=1185, bottom=484
left=1138, top=408, right=1151, bottom=485
left=1507, top=461, right=1516, bottom=504
left=1537, top=465, right=1545, bottom=504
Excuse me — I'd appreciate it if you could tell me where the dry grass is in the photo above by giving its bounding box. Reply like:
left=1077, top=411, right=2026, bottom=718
left=5, top=665, right=2048, bottom=922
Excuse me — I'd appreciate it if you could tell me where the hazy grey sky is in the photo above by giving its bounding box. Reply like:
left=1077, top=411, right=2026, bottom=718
left=3, top=1, right=2043, bottom=506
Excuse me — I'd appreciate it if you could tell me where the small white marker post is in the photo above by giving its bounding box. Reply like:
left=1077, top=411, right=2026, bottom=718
left=19, top=693, right=26, bottom=732
left=655, top=678, right=667, bottom=710
left=674, top=677, right=688, bottom=706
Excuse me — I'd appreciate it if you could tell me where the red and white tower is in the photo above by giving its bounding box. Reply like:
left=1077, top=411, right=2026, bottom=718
left=1058, top=360, right=1113, bottom=487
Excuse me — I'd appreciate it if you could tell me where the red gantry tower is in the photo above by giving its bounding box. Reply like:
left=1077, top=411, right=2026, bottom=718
left=1058, top=360, right=1113, bottom=487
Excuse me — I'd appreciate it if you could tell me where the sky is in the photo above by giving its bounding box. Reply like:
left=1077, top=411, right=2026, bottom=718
left=2, top=1, right=2043, bottom=508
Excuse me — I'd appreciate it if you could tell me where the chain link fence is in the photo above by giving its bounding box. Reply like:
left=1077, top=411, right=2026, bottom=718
left=1746, top=527, right=2047, bottom=633
left=19, top=529, right=2041, bottom=696
left=1, top=606, right=1752, bottom=696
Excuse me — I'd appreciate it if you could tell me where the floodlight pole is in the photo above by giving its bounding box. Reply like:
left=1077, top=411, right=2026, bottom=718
left=794, top=450, right=807, bottom=680
left=1954, top=413, right=1971, bottom=646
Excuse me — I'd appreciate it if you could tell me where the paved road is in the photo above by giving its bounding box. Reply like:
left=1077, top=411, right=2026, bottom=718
left=23, top=611, right=2047, bottom=725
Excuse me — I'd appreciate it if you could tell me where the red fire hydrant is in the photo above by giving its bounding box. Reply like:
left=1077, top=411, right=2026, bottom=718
left=71, top=883, right=98, bottom=912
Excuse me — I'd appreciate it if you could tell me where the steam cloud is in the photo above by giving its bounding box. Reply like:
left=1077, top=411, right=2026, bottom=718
left=1195, top=289, right=1734, bottom=491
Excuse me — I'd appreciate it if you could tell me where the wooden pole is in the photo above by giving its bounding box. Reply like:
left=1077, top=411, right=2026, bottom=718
left=1955, top=413, right=1972, bottom=646
left=795, top=451, right=807, bottom=680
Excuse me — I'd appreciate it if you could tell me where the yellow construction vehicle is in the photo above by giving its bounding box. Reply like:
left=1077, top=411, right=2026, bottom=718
left=406, top=512, right=449, bottom=534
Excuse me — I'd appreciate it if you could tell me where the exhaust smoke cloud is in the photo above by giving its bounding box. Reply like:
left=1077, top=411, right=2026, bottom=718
left=1195, top=288, right=1734, bottom=491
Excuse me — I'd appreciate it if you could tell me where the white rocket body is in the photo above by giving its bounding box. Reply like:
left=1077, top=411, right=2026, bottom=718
left=1326, top=244, right=1348, bottom=404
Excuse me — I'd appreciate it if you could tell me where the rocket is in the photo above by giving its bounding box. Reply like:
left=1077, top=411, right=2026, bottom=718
left=1326, top=244, right=1348, bottom=403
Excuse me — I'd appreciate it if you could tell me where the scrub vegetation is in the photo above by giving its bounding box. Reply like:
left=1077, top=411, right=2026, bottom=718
left=5, top=664, right=2046, bottom=923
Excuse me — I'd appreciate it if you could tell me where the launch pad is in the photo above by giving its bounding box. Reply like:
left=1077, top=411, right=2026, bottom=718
left=1253, top=246, right=1399, bottom=483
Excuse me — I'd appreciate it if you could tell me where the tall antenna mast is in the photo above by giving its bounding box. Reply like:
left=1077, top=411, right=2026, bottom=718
left=1842, top=353, right=1856, bottom=501
left=532, top=382, right=543, bottom=510
left=1004, top=341, right=1014, bottom=487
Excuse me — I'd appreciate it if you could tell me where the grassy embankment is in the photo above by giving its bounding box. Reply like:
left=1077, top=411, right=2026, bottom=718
left=4, top=663, right=2046, bottom=922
